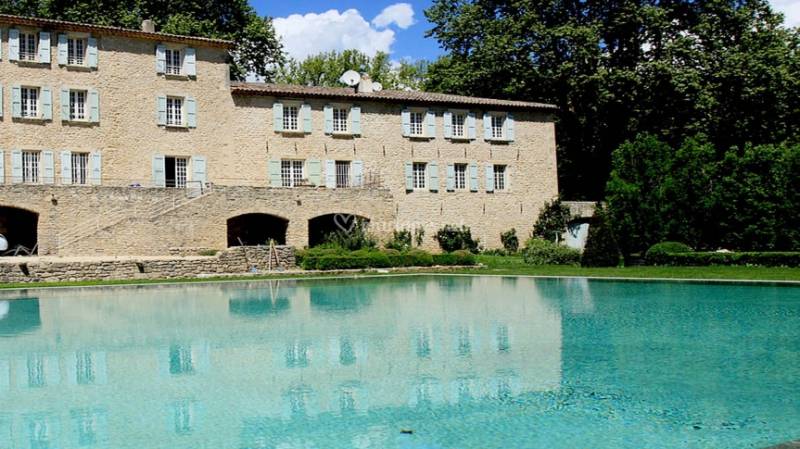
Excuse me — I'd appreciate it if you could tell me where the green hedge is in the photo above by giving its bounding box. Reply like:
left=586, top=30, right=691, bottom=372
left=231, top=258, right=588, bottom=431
left=297, top=248, right=475, bottom=270
left=655, top=251, right=800, bottom=267
left=645, top=241, right=693, bottom=265
left=522, top=238, right=581, bottom=266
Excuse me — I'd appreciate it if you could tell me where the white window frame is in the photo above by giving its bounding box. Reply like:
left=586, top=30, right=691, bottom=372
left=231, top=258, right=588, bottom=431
left=71, top=152, right=89, bottom=185
left=491, top=114, right=506, bottom=140
left=21, top=86, right=40, bottom=119
left=454, top=163, right=467, bottom=190
left=67, top=36, right=87, bottom=66
left=281, top=159, right=305, bottom=187
left=451, top=111, right=467, bottom=138
left=332, top=106, right=349, bottom=134
left=22, top=151, right=41, bottom=184
left=175, top=157, right=188, bottom=188
left=165, top=48, right=182, bottom=75
left=70, top=89, right=88, bottom=121
left=282, top=103, right=300, bottom=132
left=412, top=162, right=427, bottom=190
left=335, top=160, right=351, bottom=188
left=166, top=96, right=184, bottom=127
left=409, top=111, right=425, bottom=137
left=19, top=31, right=38, bottom=62
left=493, top=164, right=507, bottom=191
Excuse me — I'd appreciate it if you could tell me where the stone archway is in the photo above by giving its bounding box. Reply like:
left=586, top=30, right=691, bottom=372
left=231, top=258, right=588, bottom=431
left=227, top=213, right=289, bottom=247
left=307, top=213, right=370, bottom=248
left=0, top=206, right=39, bottom=255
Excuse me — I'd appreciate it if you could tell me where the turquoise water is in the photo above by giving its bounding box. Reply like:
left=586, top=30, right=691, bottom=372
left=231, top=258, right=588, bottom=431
left=0, top=276, right=798, bottom=449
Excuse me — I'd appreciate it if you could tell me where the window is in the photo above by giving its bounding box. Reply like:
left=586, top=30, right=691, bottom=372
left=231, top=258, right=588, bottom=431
left=168, top=344, right=194, bottom=375
left=491, top=115, right=505, bottom=139
left=281, top=159, right=304, bottom=187
left=409, top=111, right=424, bottom=136
left=166, top=97, right=183, bottom=126
left=21, top=87, right=39, bottom=118
left=165, top=156, right=188, bottom=188
left=173, top=402, right=193, bottom=435
left=285, top=341, right=310, bottom=368
left=27, top=355, right=45, bottom=387
left=22, top=151, right=40, bottom=184
left=333, top=107, right=349, bottom=133
left=70, top=90, right=87, bottom=121
left=413, top=162, right=427, bottom=189
left=493, top=164, right=507, bottom=191
left=71, top=152, right=89, bottom=185
left=19, top=32, right=37, bottom=61
left=452, top=113, right=466, bottom=138
left=283, top=105, right=299, bottom=131
left=335, top=161, right=350, bottom=188
left=75, top=351, right=95, bottom=385
left=165, top=48, right=181, bottom=75
left=454, top=163, right=467, bottom=190
left=67, top=37, right=86, bottom=65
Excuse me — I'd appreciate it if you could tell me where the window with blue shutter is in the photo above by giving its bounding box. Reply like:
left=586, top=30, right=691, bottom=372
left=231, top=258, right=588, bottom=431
left=273, top=102, right=283, bottom=132
left=307, top=159, right=322, bottom=186
left=404, top=162, right=413, bottom=191
left=186, top=97, right=197, bottom=128
left=90, top=152, right=101, bottom=185
left=42, top=150, right=55, bottom=184
left=8, top=29, right=20, bottom=61
left=157, top=95, right=167, bottom=125
left=89, top=89, right=100, bottom=123
left=152, top=154, right=166, bottom=187
left=87, top=38, right=98, bottom=68
left=446, top=164, right=455, bottom=191
left=325, top=160, right=336, bottom=189
left=323, top=105, right=333, bottom=134
left=184, top=48, right=196, bottom=76
left=469, top=162, right=479, bottom=192
left=156, top=45, right=166, bottom=73
left=428, top=161, right=439, bottom=192
left=351, top=106, right=362, bottom=135
left=38, top=32, right=50, bottom=64
left=485, top=164, right=494, bottom=192
left=60, top=151, right=71, bottom=185
left=41, top=87, right=52, bottom=120
left=57, top=34, right=68, bottom=65
left=401, top=109, right=411, bottom=137
left=302, top=103, right=312, bottom=133
left=192, top=155, right=207, bottom=184
left=268, top=159, right=281, bottom=187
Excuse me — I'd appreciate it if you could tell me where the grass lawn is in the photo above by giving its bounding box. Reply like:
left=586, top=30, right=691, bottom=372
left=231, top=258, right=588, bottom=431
left=1, top=255, right=799, bottom=290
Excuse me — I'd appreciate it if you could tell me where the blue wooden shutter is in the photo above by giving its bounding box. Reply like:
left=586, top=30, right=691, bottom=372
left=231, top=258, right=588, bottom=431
left=273, top=102, right=283, bottom=132
left=156, top=95, right=167, bottom=125
left=42, top=150, right=55, bottom=184
left=302, top=103, right=312, bottom=133
left=192, top=155, right=207, bottom=184
left=443, top=111, right=453, bottom=139
left=467, top=112, right=477, bottom=140
left=184, top=47, right=196, bottom=76
left=351, top=106, right=362, bottom=135
left=268, top=159, right=281, bottom=187
left=90, top=152, right=101, bottom=185
left=404, top=162, right=413, bottom=191
left=425, top=110, right=436, bottom=138
left=89, top=89, right=100, bottom=123
left=401, top=109, right=411, bottom=136
left=0, top=150, right=4, bottom=185
left=323, top=105, right=333, bottom=134
left=11, top=150, right=23, bottom=184
left=506, top=113, right=515, bottom=141
left=156, top=45, right=166, bottom=73
left=8, top=29, right=19, bottom=61
left=446, top=164, right=455, bottom=191
left=186, top=97, right=197, bottom=128
left=41, top=87, right=53, bottom=120
left=60, top=88, right=70, bottom=121
left=87, top=38, right=98, bottom=68
left=325, top=160, right=336, bottom=189
left=485, top=164, right=494, bottom=192
left=38, top=32, right=50, bottom=63
left=483, top=113, right=492, bottom=140
left=307, top=159, right=322, bottom=186
left=60, top=150, right=72, bottom=185
left=57, top=34, right=68, bottom=65
left=428, top=161, right=439, bottom=192
left=11, top=85, right=21, bottom=118
left=469, top=162, right=478, bottom=192
left=352, top=160, right=363, bottom=187
left=152, top=154, right=166, bottom=187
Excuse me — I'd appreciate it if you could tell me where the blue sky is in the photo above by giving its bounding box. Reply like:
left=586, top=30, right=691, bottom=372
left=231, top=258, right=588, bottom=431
left=249, top=0, right=443, bottom=61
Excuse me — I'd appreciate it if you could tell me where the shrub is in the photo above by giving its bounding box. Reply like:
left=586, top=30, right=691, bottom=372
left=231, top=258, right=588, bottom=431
left=434, top=225, right=480, bottom=253
left=320, top=218, right=377, bottom=250
left=414, top=226, right=426, bottom=247
left=385, top=229, right=412, bottom=251
left=522, top=238, right=581, bottom=265
left=581, top=204, right=622, bottom=267
left=297, top=248, right=474, bottom=270
left=432, top=250, right=476, bottom=266
left=532, top=198, right=572, bottom=243
left=645, top=241, right=693, bottom=265
left=500, top=229, right=520, bottom=253
left=653, top=251, right=800, bottom=267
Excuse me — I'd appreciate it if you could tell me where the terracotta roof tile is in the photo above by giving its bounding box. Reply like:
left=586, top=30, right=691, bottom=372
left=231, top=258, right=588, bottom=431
left=230, top=82, right=557, bottom=111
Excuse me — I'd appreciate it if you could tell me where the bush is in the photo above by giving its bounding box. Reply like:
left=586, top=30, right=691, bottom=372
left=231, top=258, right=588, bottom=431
left=645, top=241, right=693, bottom=265
left=522, top=238, right=581, bottom=265
left=532, top=198, right=572, bottom=243
left=434, top=225, right=480, bottom=253
left=297, top=248, right=474, bottom=270
left=581, top=204, right=622, bottom=267
left=432, top=250, right=476, bottom=266
left=653, top=251, right=800, bottom=267
left=385, top=229, right=412, bottom=251
left=414, top=226, right=426, bottom=247
left=319, top=218, right=377, bottom=250
left=500, top=229, right=520, bottom=253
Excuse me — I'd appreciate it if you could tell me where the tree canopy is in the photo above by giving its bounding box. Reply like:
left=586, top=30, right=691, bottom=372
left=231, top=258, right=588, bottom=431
left=0, top=0, right=284, bottom=80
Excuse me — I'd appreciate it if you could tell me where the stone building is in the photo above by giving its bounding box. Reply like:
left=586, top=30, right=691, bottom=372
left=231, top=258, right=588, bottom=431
left=0, top=14, right=558, bottom=256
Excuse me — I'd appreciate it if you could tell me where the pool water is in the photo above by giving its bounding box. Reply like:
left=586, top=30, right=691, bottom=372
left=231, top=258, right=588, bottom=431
left=0, top=276, right=798, bottom=449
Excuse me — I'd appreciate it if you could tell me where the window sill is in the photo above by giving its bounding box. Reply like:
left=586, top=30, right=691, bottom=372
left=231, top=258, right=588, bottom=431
left=164, top=124, right=189, bottom=130
left=165, top=73, right=191, bottom=80
left=448, top=136, right=472, bottom=142
left=63, top=119, right=95, bottom=126
left=279, top=130, right=305, bottom=136
left=63, top=64, right=93, bottom=71
left=407, top=135, right=433, bottom=141
left=486, top=138, right=511, bottom=143
left=16, top=59, right=48, bottom=67
left=14, top=116, right=48, bottom=123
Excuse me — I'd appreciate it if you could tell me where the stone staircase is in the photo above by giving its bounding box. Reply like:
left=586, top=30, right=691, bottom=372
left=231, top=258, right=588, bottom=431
left=57, top=187, right=213, bottom=250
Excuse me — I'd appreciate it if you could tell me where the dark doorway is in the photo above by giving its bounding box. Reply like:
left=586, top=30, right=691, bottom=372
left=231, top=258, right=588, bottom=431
left=307, top=214, right=369, bottom=247
left=0, top=206, right=38, bottom=255
left=227, top=214, right=288, bottom=247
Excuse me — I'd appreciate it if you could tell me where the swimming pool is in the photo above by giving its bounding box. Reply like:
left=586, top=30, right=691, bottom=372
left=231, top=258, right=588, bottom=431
left=0, top=276, right=798, bottom=448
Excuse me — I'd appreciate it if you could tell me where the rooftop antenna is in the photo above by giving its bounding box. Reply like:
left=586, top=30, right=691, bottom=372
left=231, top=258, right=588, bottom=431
left=339, top=70, right=360, bottom=87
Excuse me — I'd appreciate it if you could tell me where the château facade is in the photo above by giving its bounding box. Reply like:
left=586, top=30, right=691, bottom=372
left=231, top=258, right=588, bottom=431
left=0, top=14, right=559, bottom=256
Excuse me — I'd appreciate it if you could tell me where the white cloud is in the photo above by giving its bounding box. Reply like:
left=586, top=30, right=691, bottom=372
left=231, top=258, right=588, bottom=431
left=372, top=3, right=416, bottom=29
left=772, top=0, right=800, bottom=27
left=274, top=9, right=396, bottom=60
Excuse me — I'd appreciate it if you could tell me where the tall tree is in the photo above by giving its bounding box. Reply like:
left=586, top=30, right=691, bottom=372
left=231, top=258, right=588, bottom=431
left=424, top=0, right=800, bottom=199
left=0, top=0, right=284, bottom=80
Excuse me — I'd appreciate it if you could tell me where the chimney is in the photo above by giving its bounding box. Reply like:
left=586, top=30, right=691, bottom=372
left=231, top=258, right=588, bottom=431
left=141, top=19, right=155, bottom=33
left=356, top=73, right=373, bottom=94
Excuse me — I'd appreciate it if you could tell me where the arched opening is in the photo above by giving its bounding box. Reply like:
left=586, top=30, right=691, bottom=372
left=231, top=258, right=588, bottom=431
left=307, top=214, right=369, bottom=248
left=0, top=206, right=38, bottom=255
left=227, top=213, right=288, bottom=247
